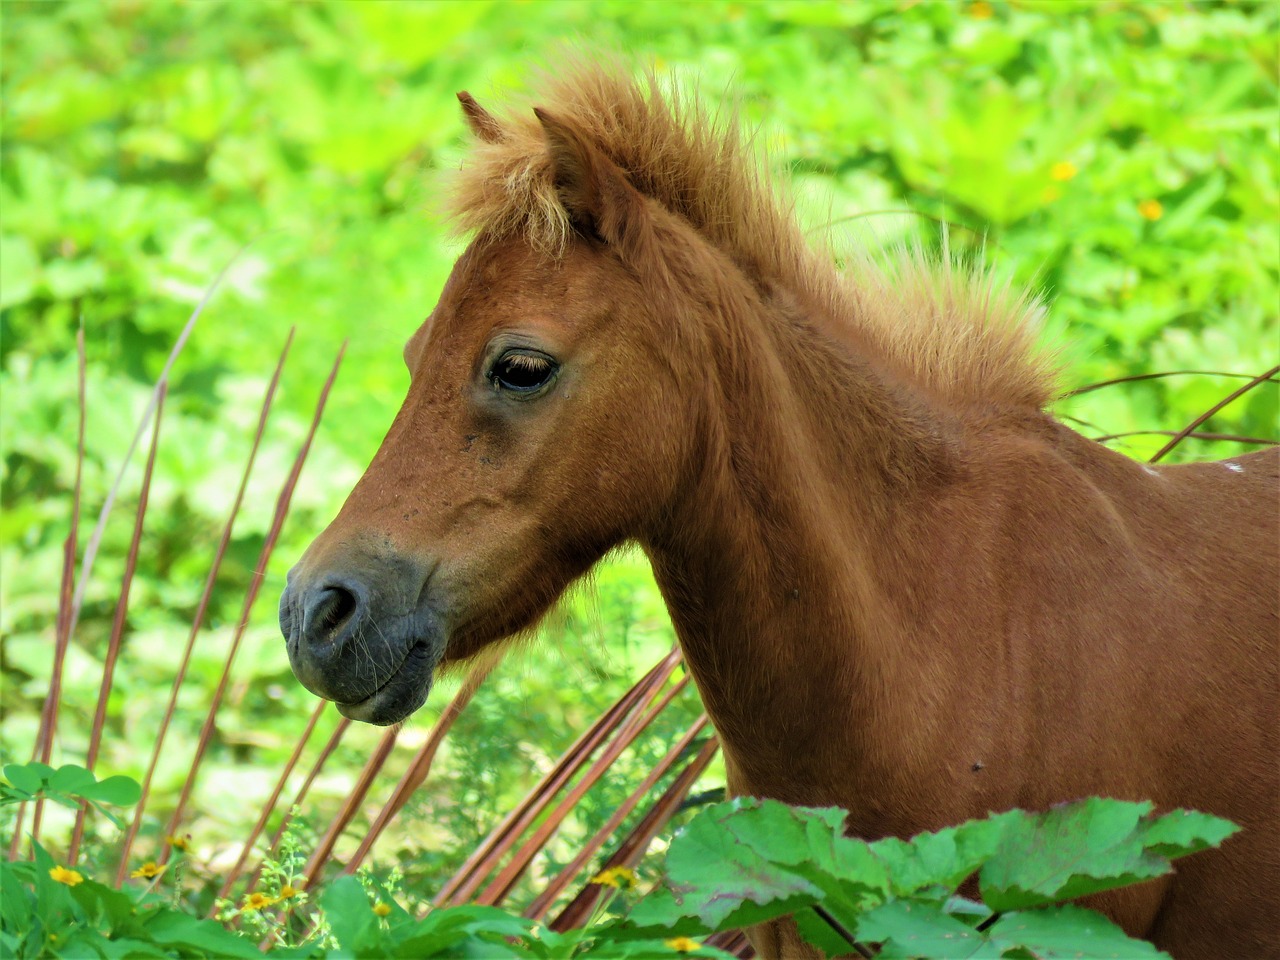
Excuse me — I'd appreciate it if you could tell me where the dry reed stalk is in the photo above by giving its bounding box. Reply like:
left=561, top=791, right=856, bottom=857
left=116, top=331, right=297, bottom=884
left=432, top=647, right=683, bottom=908
left=157, top=342, right=346, bottom=868
left=549, top=733, right=720, bottom=932
left=705, top=929, right=755, bottom=958
left=66, top=246, right=255, bottom=651
left=1095, top=430, right=1276, bottom=446
left=340, top=648, right=504, bottom=876
left=68, top=381, right=167, bottom=866
left=212, top=699, right=329, bottom=910
left=523, top=713, right=711, bottom=920
left=299, top=725, right=399, bottom=891
left=9, top=329, right=86, bottom=861
left=1067, top=369, right=1280, bottom=397
left=241, top=715, right=352, bottom=899
left=1150, top=365, right=1280, bottom=463
left=476, top=674, right=694, bottom=907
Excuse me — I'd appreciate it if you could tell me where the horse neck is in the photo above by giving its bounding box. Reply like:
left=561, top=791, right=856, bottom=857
left=640, top=281, right=958, bottom=800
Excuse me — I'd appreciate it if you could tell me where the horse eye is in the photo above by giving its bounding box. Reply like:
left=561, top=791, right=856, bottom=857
left=491, top=351, right=557, bottom=395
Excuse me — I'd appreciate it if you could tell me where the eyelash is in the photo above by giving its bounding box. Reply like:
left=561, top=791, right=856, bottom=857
left=490, top=351, right=557, bottom=394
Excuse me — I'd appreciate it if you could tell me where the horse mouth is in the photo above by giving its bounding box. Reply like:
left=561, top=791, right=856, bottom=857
left=333, top=642, right=440, bottom=726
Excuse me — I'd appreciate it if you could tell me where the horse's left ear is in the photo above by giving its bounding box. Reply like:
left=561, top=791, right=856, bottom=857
left=457, top=91, right=504, bottom=143
left=534, top=107, right=646, bottom=247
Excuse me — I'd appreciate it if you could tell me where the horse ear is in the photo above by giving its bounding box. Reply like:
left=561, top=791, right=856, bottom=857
left=457, top=91, right=503, bottom=143
left=534, top=107, right=644, bottom=246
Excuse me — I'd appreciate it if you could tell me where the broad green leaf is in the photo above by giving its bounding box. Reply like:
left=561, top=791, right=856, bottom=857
left=870, top=815, right=1005, bottom=897
left=1140, top=808, right=1239, bottom=859
left=0, top=234, right=40, bottom=309
left=49, top=764, right=98, bottom=796
left=0, top=860, right=35, bottom=938
left=793, top=905, right=861, bottom=957
left=980, top=799, right=1169, bottom=911
left=78, top=774, right=143, bottom=807
left=987, top=905, right=1171, bottom=959
left=320, top=875, right=378, bottom=953
left=144, top=909, right=266, bottom=958
left=856, top=899, right=1004, bottom=960
left=629, top=798, right=824, bottom=932
left=4, top=762, right=53, bottom=795
left=96, top=936, right=173, bottom=958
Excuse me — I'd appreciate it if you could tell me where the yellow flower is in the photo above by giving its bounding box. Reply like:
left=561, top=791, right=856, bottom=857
left=968, top=1, right=994, bottom=18
left=372, top=901, right=392, bottom=917
left=1138, top=199, right=1164, bottom=221
left=665, top=937, right=701, bottom=953
left=243, top=891, right=276, bottom=911
left=165, top=834, right=189, bottom=852
left=278, top=883, right=299, bottom=900
left=1049, top=161, right=1078, bottom=182
left=49, top=866, right=84, bottom=886
left=130, top=861, right=165, bottom=879
left=591, top=866, right=638, bottom=889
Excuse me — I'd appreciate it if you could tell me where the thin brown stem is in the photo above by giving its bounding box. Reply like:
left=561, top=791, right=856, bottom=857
left=158, top=341, right=346, bottom=865
left=17, top=327, right=87, bottom=861
left=117, top=329, right=297, bottom=884
left=340, top=649, right=503, bottom=877
left=242, top=716, right=352, bottom=901
left=211, top=699, right=328, bottom=910
left=812, top=904, right=874, bottom=959
left=69, top=381, right=166, bottom=865
left=1067, top=369, right=1280, bottom=398
left=433, top=648, right=683, bottom=907
left=478, top=674, right=694, bottom=907
left=1094, top=430, right=1276, bottom=447
left=299, top=726, right=399, bottom=891
left=549, top=733, right=719, bottom=932
left=806, top=208, right=985, bottom=241
left=1150, top=365, right=1280, bottom=463
left=524, top=713, right=710, bottom=920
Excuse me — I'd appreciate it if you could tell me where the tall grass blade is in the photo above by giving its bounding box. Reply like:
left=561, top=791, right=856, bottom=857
left=213, top=698, right=328, bottom=910
left=66, top=243, right=258, bottom=648
left=10, top=328, right=86, bottom=861
left=300, top=726, right=398, bottom=891
left=1067, top=369, right=1280, bottom=397
left=116, top=330, right=296, bottom=883
left=550, top=733, right=720, bottom=932
left=157, top=342, right=346, bottom=865
left=476, top=674, right=694, bottom=907
left=1149, top=365, right=1280, bottom=462
left=68, top=380, right=167, bottom=865
left=243, top=715, right=352, bottom=897
left=341, top=649, right=504, bottom=876
left=433, top=648, right=683, bottom=908
left=524, top=713, right=711, bottom=920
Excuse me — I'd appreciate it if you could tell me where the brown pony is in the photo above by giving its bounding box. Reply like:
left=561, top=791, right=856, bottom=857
left=280, top=63, right=1278, bottom=958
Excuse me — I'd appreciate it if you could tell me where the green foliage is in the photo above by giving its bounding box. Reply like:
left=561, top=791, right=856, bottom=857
left=4, top=792, right=1231, bottom=959
left=603, top=796, right=1237, bottom=959
left=1, top=0, right=1275, bottom=921
left=1, top=762, right=141, bottom=830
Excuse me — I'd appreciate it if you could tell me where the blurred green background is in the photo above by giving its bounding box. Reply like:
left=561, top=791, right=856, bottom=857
left=2, top=0, right=1277, bottom=913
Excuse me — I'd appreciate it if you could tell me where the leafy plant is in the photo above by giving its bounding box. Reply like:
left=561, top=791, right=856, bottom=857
left=2, top=791, right=1235, bottom=959
left=602, top=796, right=1238, bottom=959
left=1, top=762, right=140, bottom=830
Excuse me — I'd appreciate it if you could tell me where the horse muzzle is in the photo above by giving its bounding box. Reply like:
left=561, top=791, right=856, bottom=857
left=279, top=552, right=444, bottom=725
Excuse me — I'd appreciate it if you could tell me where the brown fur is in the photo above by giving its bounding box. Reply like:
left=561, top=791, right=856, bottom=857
left=289, top=61, right=1279, bottom=958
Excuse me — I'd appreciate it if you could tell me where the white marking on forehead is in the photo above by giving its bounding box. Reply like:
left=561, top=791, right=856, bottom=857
left=1142, top=465, right=1160, bottom=477
left=1224, top=461, right=1244, bottom=473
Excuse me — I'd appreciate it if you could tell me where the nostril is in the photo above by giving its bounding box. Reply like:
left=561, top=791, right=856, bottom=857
left=304, top=582, right=361, bottom=648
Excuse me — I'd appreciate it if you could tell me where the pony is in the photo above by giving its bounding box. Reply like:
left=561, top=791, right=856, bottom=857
left=280, top=61, right=1279, bottom=958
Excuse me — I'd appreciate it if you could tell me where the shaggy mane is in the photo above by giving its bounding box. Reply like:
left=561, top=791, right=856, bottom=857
left=445, top=60, right=1057, bottom=410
